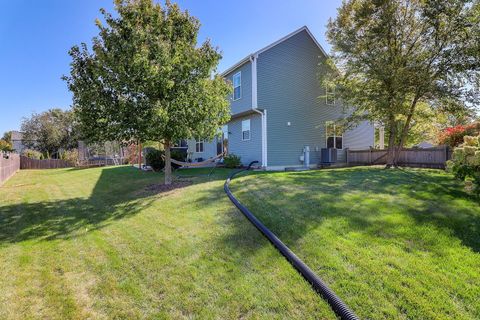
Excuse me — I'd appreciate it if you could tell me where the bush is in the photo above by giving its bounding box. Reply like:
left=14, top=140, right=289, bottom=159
left=0, top=139, right=13, bottom=152
left=438, top=122, right=480, bottom=147
left=448, top=134, right=480, bottom=196
left=22, top=149, right=42, bottom=159
left=62, top=149, right=79, bottom=165
left=145, top=149, right=164, bottom=171
left=170, top=149, right=186, bottom=169
left=224, top=154, right=241, bottom=168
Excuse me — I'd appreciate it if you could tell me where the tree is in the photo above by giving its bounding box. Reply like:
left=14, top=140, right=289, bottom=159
left=0, top=140, right=13, bottom=152
left=325, top=0, right=480, bottom=167
left=0, top=131, right=13, bottom=152
left=21, top=108, right=79, bottom=158
left=2, top=131, right=12, bottom=144
left=64, top=0, right=231, bottom=184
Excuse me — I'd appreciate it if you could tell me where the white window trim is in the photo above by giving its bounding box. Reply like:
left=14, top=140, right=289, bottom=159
left=325, top=121, right=343, bottom=150
left=326, top=85, right=335, bottom=106
left=242, top=119, right=251, bottom=141
left=233, top=72, right=242, bottom=101
left=195, top=138, right=205, bottom=153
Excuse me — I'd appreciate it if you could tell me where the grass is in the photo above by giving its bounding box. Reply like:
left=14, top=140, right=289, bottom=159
left=1, top=166, right=479, bottom=319
left=0, top=166, right=335, bottom=319
left=229, top=166, right=480, bottom=319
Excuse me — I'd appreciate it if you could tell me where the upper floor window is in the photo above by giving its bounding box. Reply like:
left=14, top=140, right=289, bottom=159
left=242, top=119, right=250, bottom=141
left=233, top=72, right=241, bottom=101
left=326, top=85, right=335, bottom=105
left=326, top=121, right=343, bottom=149
left=195, top=138, right=204, bottom=153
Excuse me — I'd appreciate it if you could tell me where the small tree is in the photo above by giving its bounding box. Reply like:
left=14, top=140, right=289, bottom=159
left=21, top=108, right=78, bottom=158
left=64, top=0, right=231, bottom=184
left=0, top=139, right=13, bottom=152
left=325, top=0, right=480, bottom=167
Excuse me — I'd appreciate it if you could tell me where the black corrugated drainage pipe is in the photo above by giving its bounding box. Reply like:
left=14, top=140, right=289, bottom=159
left=224, top=161, right=359, bottom=320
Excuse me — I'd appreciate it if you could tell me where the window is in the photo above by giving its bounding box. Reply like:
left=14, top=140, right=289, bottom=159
left=233, top=72, right=241, bottom=100
left=326, top=121, right=343, bottom=149
left=173, top=139, right=187, bottom=148
left=195, top=138, right=204, bottom=153
left=242, top=119, right=250, bottom=141
left=326, top=85, right=335, bottom=105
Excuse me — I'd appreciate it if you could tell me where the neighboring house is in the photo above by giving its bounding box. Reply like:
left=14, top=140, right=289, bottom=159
left=415, top=141, right=435, bottom=149
left=189, top=26, right=375, bottom=170
left=10, top=131, right=35, bottom=153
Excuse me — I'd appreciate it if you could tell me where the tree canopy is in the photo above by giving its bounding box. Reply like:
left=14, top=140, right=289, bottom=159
left=0, top=131, right=13, bottom=152
left=325, top=0, right=480, bottom=165
left=64, top=0, right=231, bottom=184
left=20, top=108, right=78, bottom=158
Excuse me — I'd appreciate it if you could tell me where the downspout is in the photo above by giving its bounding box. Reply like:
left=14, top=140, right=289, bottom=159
left=250, top=54, right=267, bottom=169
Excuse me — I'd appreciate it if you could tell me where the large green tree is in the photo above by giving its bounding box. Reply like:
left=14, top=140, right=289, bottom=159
left=325, top=0, right=480, bottom=166
left=21, top=109, right=78, bottom=158
left=64, top=0, right=231, bottom=184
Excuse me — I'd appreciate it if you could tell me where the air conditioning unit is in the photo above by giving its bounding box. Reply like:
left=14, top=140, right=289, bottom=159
left=321, top=148, right=337, bottom=164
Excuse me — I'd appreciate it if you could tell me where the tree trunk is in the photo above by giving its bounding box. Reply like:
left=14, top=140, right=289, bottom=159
left=393, top=96, right=419, bottom=164
left=164, top=139, right=172, bottom=185
left=385, top=118, right=397, bottom=168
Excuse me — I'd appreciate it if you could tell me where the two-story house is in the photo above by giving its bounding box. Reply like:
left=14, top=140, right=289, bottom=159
left=185, top=26, right=375, bottom=170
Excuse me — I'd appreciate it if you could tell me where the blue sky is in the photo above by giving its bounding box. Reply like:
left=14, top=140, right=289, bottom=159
left=0, top=0, right=341, bottom=134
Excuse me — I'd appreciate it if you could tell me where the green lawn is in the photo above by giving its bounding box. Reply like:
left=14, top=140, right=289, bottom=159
left=0, top=166, right=334, bottom=319
left=230, top=167, right=480, bottom=319
left=1, top=166, right=479, bottom=319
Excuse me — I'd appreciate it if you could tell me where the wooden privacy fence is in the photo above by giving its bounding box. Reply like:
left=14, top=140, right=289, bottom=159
left=0, top=153, right=20, bottom=186
left=20, top=156, right=73, bottom=169
left=346, top=146, right=450, bottom=169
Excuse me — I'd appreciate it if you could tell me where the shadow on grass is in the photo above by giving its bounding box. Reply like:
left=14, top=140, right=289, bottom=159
left=224, top=167, right=480, bottom=254
left=0, top=166, right=232, bottom=244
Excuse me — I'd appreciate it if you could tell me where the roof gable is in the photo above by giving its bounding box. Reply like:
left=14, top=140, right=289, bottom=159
left=221, top=26, right=328, bottom=76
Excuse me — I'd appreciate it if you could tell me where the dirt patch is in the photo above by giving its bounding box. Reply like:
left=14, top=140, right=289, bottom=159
left=144, top=181, right=192, bottom=194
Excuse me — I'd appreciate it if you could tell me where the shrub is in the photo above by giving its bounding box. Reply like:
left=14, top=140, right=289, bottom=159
left=464, top=135, right=478, bottom=147
left=448, top=134, right=480, bottom=196
left=0, top=139, right=13, bottom=152
left=22, top=149, right=42, bottom=159
left=170, top=149, right=186, bottom=169
left=224, top=154, right=241, bottom=168
left=145, top=149, right=164, bottom=171
left=62, top=149, right=79, bottom=165
left=438, top=123, right=480, bottom=147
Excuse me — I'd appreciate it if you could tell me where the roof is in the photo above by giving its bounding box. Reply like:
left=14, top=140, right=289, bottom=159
left=10, top=131, right=23, bottom=141
left=220, top=26, right=328, bottom=76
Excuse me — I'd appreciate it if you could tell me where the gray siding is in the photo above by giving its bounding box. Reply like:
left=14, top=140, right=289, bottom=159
left=186, top=138, right=218, bottom=161
left=224, top=62, right=253, bottom=115
left=227, top=114, right=262, bottom=165
left=258, top=30, right=330, bottom=167
left=257, top=29, right=374, bottom=167
left=337, top=121, right=375, bottom=162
